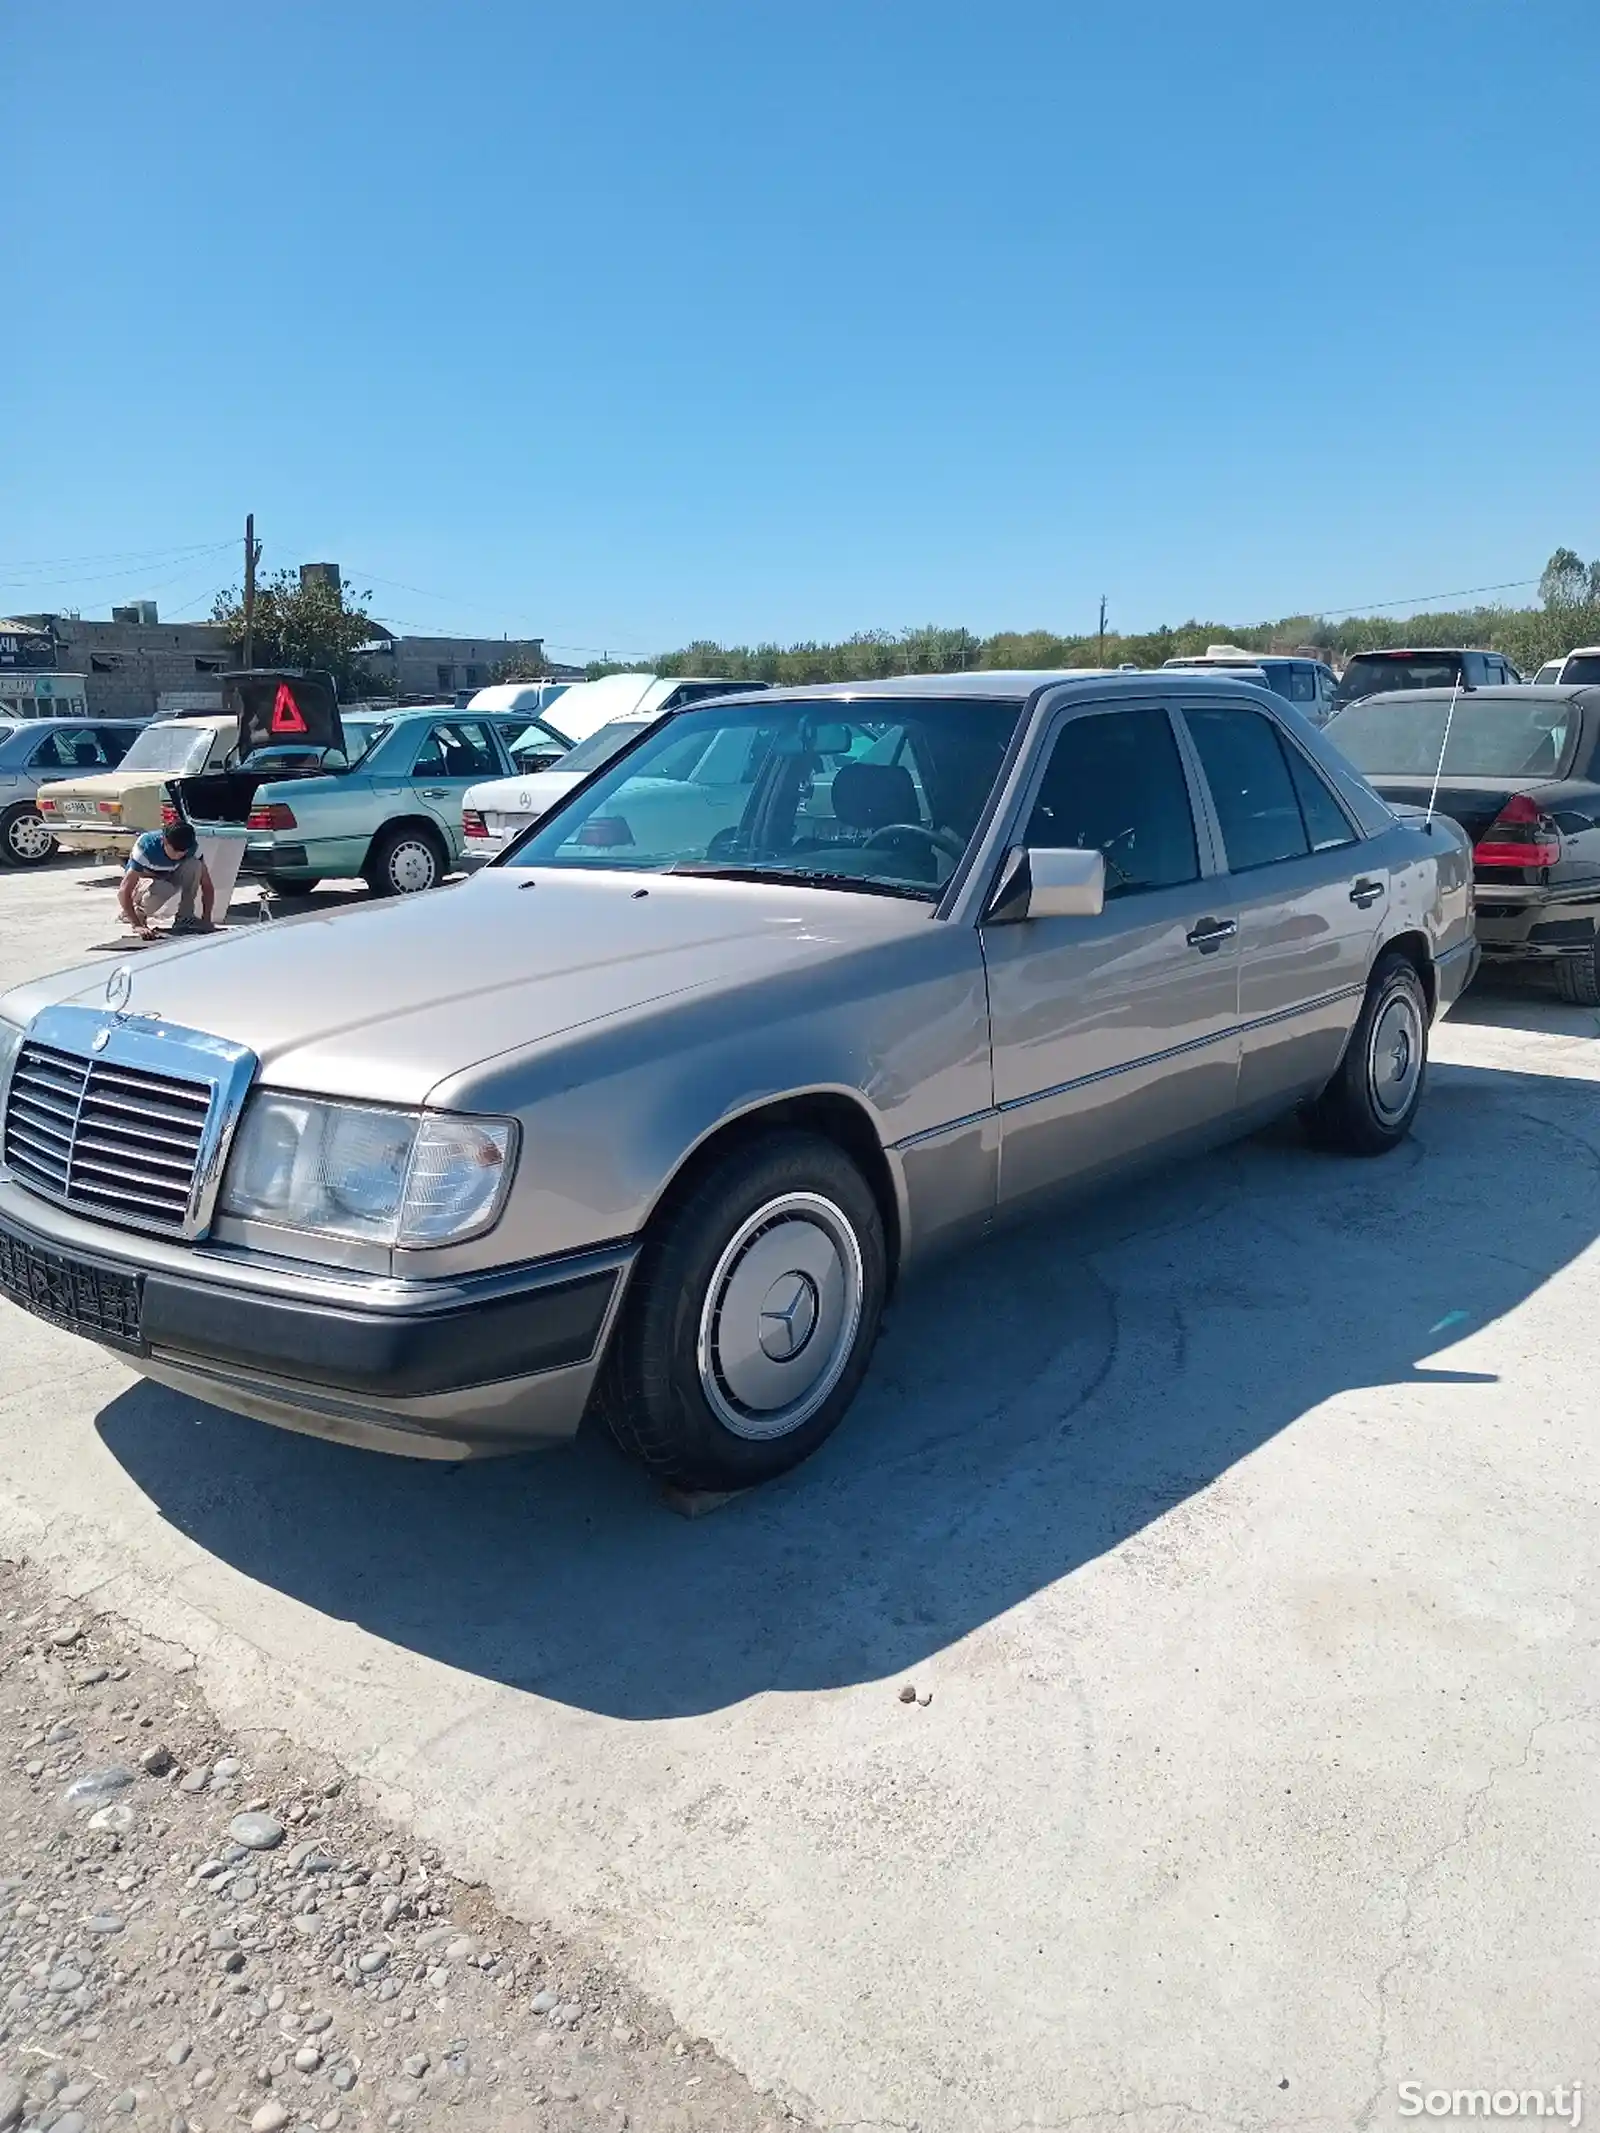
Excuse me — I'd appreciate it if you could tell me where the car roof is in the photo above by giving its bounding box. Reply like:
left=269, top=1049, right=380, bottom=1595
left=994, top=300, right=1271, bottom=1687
left=694, top=668, right=1311, bottom=708
left=1561, top=645, right=1600, bottom=659
left=1328, top=684, right=1600, bottom=708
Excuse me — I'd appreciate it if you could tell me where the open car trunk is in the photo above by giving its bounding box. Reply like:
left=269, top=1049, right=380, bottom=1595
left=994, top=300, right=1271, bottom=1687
left=170, top=668, right=345, bottom=828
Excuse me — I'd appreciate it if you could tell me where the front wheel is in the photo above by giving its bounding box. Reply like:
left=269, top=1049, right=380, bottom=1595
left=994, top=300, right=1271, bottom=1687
left=603, top=1131, right=887, bottom=1489
left=364, top=825, right=446, bottom=897
left=0, top=803, right=56, bottom=867
left=1304, top=951, right=1429, bottom=1155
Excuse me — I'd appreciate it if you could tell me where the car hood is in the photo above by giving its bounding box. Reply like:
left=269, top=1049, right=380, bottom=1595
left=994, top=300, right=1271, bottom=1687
left=464, top=769, right=584, bottom=814
left=0, top=869, right=932, bottom=1108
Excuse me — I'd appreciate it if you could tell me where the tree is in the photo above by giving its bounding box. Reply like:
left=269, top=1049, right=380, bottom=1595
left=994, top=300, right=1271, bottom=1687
left=488, top=649, right=551, bottom=683
left=1539, top=548, right=1590, bottom=610
left=211, top=572, right=386, bottom=699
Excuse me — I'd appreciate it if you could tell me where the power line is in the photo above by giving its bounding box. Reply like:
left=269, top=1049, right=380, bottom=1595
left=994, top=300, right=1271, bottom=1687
left=0, top=535, right=235, bottom=576
left=0, top=538, right=239, bottom=600
left=1303, top=575, right=1540, bottom=620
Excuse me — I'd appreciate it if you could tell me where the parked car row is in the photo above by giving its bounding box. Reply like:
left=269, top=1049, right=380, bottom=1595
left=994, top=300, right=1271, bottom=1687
left=0, top=666, right=1475, bottom=1499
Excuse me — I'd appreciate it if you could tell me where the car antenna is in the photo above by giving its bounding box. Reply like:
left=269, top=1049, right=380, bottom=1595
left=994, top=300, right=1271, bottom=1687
left=1424, top=676, right=1465, bottom=834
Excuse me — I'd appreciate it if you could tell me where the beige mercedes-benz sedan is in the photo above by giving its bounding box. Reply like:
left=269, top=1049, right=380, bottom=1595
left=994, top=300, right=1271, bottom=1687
left=0, top=671, right=1475, bottom=1489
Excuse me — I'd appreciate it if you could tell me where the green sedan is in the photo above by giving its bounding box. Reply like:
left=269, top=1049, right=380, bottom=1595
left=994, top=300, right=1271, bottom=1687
left=176, top=700, right=572, bottom=897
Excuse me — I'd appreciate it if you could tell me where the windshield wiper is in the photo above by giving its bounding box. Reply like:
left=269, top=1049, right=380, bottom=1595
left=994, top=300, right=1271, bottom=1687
left=668, top=864, right=936, bottom=902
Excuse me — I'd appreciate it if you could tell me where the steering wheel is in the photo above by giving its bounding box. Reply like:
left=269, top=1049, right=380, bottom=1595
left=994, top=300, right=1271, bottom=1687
left=861, top=822, right=967, bottom=861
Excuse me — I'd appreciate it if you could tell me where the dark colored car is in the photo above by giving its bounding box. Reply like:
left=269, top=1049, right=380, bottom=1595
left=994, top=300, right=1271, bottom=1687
left=1331, top=648, right=1522, bottom=716
left=1325, top=684, right=1600, bottom=1002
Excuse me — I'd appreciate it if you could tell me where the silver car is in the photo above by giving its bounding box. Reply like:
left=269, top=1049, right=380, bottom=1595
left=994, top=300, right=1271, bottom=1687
left=0, top=672, right=1475, bottom=1489
left=0, top=719, right=147, bottom=867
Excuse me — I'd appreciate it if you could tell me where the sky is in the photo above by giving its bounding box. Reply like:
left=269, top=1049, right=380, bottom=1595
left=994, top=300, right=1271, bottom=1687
left=4, top=0, right=1598, bottom=663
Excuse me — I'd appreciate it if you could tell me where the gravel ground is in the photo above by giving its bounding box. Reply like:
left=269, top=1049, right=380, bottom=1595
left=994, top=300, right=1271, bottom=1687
left=0, top=1560, right=801, bottom=2133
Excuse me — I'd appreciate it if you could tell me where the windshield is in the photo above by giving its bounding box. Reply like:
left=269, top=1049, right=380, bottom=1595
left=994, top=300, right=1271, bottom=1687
left=1560, top=654, right=1600, bottom=685
left=554, top=717, right=651, bottom=775
left=117, top=723, right=216, bottom=775
left=1333, top=653, right=1464, bottom=709
left=504, top=695, right=1023, bottom=898
left=1327, top=698, right=1576, bottom=779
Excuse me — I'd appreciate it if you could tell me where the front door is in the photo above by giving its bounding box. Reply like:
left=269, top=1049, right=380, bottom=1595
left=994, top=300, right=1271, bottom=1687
left=1177, top=698, right=1378, bottom=1113
left=406, top=719, right=504, bottom=857
left=982, top=701, right=1243, bottom=1214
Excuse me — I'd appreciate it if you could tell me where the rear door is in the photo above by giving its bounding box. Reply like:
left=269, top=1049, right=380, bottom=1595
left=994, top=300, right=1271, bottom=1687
left=983, top=698, right=1242, bottom=1213
left=1177, top=698, right=1376, bottom=1113
left=405, top=719, right=503, bottom=856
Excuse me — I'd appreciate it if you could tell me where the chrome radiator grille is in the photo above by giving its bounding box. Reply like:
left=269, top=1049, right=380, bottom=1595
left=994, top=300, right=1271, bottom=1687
left=3, top=1040, right=212, bottom=1235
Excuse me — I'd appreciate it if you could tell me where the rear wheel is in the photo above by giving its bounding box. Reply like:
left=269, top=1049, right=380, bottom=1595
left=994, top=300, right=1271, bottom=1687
left=1553, top=946, right=1600, bottom=1006
left=364, top=824, right=446, bottom=897
left=0, top=803, right=55, bottom=867
left=603, top=1131, right=887, bottom=1489
left=1304, top=951, right=1428, bottom=1155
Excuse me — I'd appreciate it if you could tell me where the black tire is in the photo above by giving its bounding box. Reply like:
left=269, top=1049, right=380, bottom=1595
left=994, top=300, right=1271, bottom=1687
left=1554, top=947, right=1600, bottom=1006
left=603, top=1130, right=887, bottom=1489
left=0, top=802, right=56, bottom=867
left=1304, top=951, right=1429, bottom=1156
left=363, top=824, right=446, bottom=897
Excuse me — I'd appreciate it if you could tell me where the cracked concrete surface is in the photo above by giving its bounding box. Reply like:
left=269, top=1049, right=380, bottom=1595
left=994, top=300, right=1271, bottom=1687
left=1, top=866, right=1598, bottom=2131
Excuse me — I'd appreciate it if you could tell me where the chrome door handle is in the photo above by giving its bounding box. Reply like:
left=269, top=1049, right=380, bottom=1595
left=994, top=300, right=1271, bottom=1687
left=419, top=787, right=449, bottom=799
left=1186, top=916, right=1238, bottom=953
left=1350, top=877, right=1386, bottom=908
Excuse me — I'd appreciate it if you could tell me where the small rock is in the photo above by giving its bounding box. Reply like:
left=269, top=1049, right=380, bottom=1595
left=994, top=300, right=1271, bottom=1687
left=231, top=1873, right=259, bottom=1902
left=250, top=2105, right=291, bottom=2133
left=89, top=1801, right=136, bottom=1837
left=74, top=1666, right=112, bottom=1688
left=46, top=1718, right=75, bottom=1743
left=49, top=1964, right=86, bottom=1993
left=357, top=1948, right=388, bottom=1975
left=179, top=1764, right=211, bottom=1793
left=62, top=1763, right=138, bottom=1807
left=58, top=2084, right=95, bottom=2108
left=53, top=2115, right=88, bottom=2133
left=302, top=2011, right=334, bottom=2034
left=108, top=2091, right=138, bottom=2115
left=191, top=2066, right=216, bottom=2089
left=0, top=2076, right=22, bottom=2132
left=38, top=2067, right=70, bottom=2099
left=530, top=1988, right=559, bottom=2014
left=378, top=1894, right=401, bottom=1927
left=230, top=1812, right=286, bottom=1852
left=139, top=1744, right=176, bottom=1777
left=917, top=1691, right=933, bottom=1707
left=401, top=2054, right=429, bottom=2078
left=415, top=1926, right=452, bottom=1951
left=23, top=1757, right=44, bottom=1777
left=385, top=2080, right=422, bottom=2109
left=555, top=2000, right=583, bottom=2026
left=208, top=1925, right=238, bottom=1949
left=330, top=2065, right=357, bottom=2093
left=897, top=1682, right=917, bottom=1702
left=167, top=2040, right=193, bottom=2067
left=294, top=2047, right=322, bottom=2073
left=86, top=1911, right=126, bottom=1933
left=220, top=1948, right=246, bottom=1973
left=443, top=1934, right=477, bottom=1963
left=49, top=1621, right=84, bottom=1647
left=213, top=1755, right=243, bottom=1780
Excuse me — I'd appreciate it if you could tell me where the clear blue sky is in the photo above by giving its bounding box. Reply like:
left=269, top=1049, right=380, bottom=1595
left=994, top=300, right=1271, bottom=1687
left=6, top=0, right=1597, bottom=661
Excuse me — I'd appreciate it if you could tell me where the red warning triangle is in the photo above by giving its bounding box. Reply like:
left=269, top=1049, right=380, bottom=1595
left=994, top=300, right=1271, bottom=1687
left=270, top=682, right=309, bottom=736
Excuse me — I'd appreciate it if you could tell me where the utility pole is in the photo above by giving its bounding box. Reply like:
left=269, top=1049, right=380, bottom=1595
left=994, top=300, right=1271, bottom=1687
left=1097, top=594, right=1107, bottom=665
left=242, top=514, right=260, bottom=668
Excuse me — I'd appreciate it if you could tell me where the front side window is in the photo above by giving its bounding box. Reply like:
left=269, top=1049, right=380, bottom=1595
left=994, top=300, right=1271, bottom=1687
left=413, top=721, right=498, bottom=779
left=1184, top=705, right=1310, bottom=871
left=506, top=696, right=1022, bottom=899
left=1024, top=707, right=1198, bottom=898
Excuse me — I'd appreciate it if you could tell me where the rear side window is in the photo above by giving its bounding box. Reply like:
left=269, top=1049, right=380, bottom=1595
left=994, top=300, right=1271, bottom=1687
left=412, top=721, right=499, bottom=779
left=1184, top=705, right=1310, bottom=871
left=1283, top=743, right=1356, bottom=852
left=1025, top=707, right=1199, bottom=898
left=1562, top=654, right=1600, bottom=685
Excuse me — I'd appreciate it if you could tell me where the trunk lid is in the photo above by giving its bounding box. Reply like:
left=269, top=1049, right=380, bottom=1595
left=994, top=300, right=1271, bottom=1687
left=1366, top=775, right=1566, bottom=843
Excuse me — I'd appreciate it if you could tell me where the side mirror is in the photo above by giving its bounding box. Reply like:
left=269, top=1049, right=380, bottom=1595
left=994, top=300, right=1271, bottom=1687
left=987, top=845, right=1106, bottom=923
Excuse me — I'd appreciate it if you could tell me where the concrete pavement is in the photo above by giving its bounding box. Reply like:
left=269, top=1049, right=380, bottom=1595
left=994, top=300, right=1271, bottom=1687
left=1, top=859, right=1596, bottom=2131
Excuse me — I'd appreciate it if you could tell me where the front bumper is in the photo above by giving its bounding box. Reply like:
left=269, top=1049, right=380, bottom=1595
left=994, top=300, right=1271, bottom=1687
left=0, top=1179, right=635, bottom=1459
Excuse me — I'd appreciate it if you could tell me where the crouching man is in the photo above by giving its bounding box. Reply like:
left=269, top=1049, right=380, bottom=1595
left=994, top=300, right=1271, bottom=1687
left=118, top=821, right=216, bottom=941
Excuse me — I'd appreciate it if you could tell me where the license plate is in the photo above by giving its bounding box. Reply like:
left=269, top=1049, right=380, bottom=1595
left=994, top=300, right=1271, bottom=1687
left=0, top=1228, right=144, bottom=1350
left=60, top=800, right=100, bottom=819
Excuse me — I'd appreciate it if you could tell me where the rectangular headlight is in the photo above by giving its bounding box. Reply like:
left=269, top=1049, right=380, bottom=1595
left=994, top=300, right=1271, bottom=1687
left=219, top=1094, right=516, bottom=1248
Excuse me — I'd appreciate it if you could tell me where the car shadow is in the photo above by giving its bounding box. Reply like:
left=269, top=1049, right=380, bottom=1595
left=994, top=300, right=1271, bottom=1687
left=95, top=1056, right=1597, bottom=1720
left=1450, top=966, right=1600, bottom=1039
